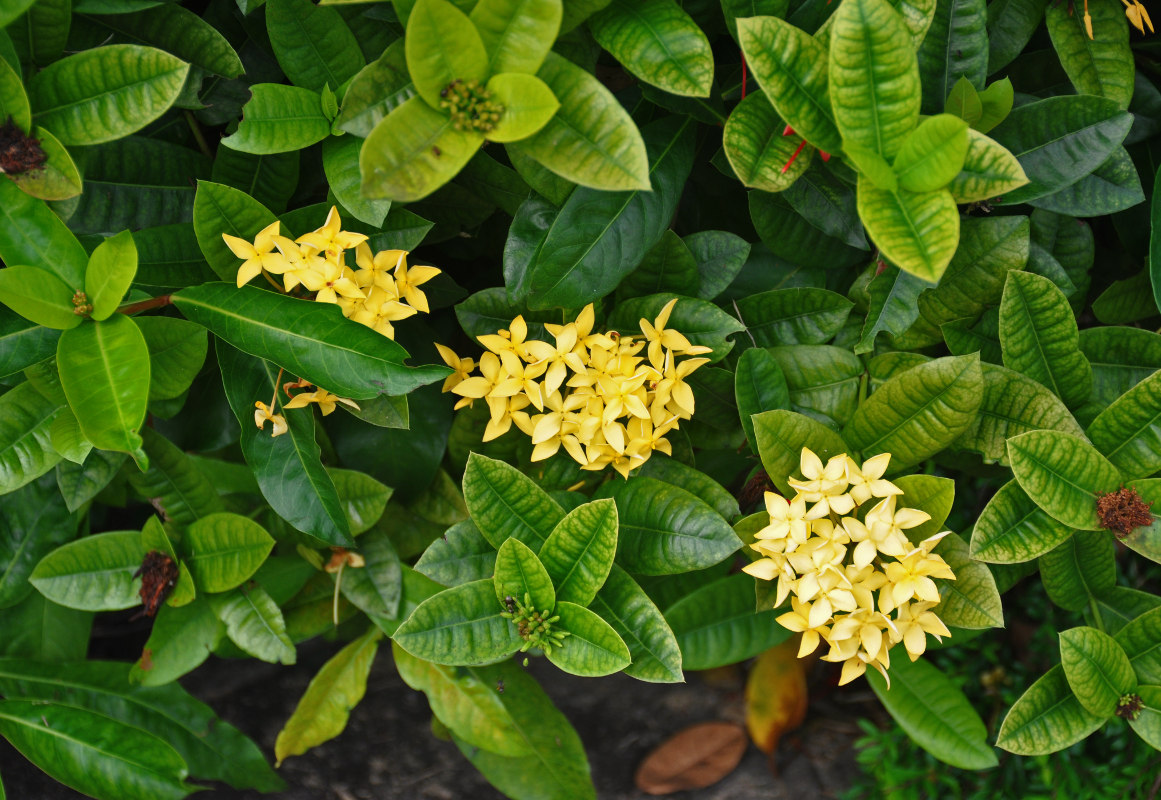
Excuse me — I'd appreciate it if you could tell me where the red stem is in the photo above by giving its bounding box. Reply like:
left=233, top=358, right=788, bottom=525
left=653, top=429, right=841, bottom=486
left=741, top=51, right=748, bottom=99
left=117, top=294, right=172, bottom=315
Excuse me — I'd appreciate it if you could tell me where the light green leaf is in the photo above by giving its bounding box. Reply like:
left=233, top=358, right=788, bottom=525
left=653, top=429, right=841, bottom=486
left=546, top=600, right=630, bottom=676
left=130, top=596, right=224, bottom=686
left=392, top=642, right=533, bottom=756
left=29, top=44, right=189, bottom=146
left=975, top=78, right=1014, bottom=134
left=484, top=72, right=560, bottom=143
left=360, top=95, right=483, bottom=202
left=856, top=179, right=959, bottom=282
left=393, top=579, right=523, bottom=665
left=463, top=452, right=564, bottom=553
left=589, top=0, right=713, bottom=97
left=335, top=40, right=415, bottom=138
left=220, top=84, right=330, bottom=155
left=723, top=90, right=812, bottom=192
left=1081, top=326, right=1161, bottom=408
left=610, top=477, right=740, bottom=575
left=1129, top=685, right=1161, bottom=749
left=327, top=467, right=392, bottom=535
left=736, top=16, right=841, bottom=154
left=867, top=657, right=998, bottom=769
left=955, top=363, right=1085, bottom=465
left=29, top=530, right=142, bottom=611
left=56, top=314, right=149, bottom=462
left=274, top=627, right=382, bottom=765
left=1060, top=626, right=1136, bottom=717
left=508, top=52, right=649, bottom=191
left=406, top=0, right=488, bottom=108
left=182, top=513, right=274, bottom=593
left=211, top=584, right=295, bottom=665
left=944, top=76, right=982, bottom=126
left=1114, top=605, right=1161, bottom=685
left=1089, top=370, right=1161, bottom=479
left=999, top=269, right=1092, bottom=408
left=996, top=664, right=1104, bottom=754
left=494, top=537, right=555, bottom=612
left=843, top=354, right=983, bottom=472
left=0, top=265, right=82, bottom=330
left=829, top=0, right=920, bottom=160
left=1008, top=430, right=1120, bottom=531
left=1046, top=0, right=1133, bottom=110
left=8, top=126, right=83, bottom=202
left=85, top=230, right=137, bottom=321
left=893, top=113, right=968, bottom=193
left=538, top=499, right=617, bottom=607
left=469, top=0, right=562, bottom=75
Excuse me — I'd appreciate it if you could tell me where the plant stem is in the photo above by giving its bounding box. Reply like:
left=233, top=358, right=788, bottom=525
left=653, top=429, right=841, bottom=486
left=184, top=111, right=213, bottom=160
left=1089, top=595, right=1105, bottom=633
left=117, top=294, right=172, bottom=315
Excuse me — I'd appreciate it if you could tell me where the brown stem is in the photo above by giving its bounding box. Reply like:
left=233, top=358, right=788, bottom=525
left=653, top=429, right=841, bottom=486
left=117, top=294, right=172, bottom=315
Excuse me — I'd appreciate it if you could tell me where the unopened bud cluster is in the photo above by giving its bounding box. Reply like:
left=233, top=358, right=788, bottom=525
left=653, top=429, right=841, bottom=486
left=440, top=79, right=504, bottom=134
left=744, top=448, right=956, bottom=687
left=437, top=299, right=710, bottom=478
left=501, top=593, right=568, bottom=653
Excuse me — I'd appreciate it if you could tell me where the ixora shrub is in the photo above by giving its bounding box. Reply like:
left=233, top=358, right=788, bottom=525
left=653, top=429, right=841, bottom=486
left=1, top=0, right=1161, bottom=795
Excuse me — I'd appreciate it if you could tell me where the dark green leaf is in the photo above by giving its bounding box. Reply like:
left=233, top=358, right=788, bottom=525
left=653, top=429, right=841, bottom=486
left=217, top=343, right=352, bottom=547
left=393, top=578, right=523, bottom=665
left=267, top=0, right=363, bottom=93
left=665, top=573, right=790, bottom=669
left=1039, top=532, right=1116, bottom=610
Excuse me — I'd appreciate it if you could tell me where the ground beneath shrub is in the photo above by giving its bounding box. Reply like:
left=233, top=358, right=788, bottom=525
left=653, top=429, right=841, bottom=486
left=0, top=636, right=865, bottom=799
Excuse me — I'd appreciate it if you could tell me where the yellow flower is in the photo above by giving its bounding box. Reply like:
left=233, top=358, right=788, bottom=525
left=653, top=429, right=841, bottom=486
left=435, top=344, right=476, bottom=392
left=1123, top=0, right=1154, bottom=33
left=844, top=453, right=902, bottom=506
left=296, top=206, right=368, bottom=260
left=224, top=221, right=286, bottom=288
left=393, top=254, right=440, bottom=313
left=891, top=601, right=951, bottom=661
left=254, top=400, right=288, bottom=437
left=283, top=384, right=360, bottom=416
left=776, top=595, right=831, bottom=657
left=788, top=448, right=854, bottom=516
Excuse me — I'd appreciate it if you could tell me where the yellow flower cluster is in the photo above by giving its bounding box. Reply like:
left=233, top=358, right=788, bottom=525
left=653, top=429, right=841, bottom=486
left=743, top=448, right=956, bottom=687
left=223, top=207, right=440, bottom=436
left=222, top=206, right=440, bottom=341
left=437, top=299, right=711, bottom=478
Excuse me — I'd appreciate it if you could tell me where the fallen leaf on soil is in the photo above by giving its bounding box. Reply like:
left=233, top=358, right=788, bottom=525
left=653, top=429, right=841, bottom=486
left=635, top=721, right=748, bottom=794
left=745, top=638, right=808, bottom=754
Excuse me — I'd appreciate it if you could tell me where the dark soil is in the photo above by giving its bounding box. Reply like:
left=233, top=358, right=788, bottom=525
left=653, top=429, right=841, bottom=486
left=0, top=636, right=864, bottom=799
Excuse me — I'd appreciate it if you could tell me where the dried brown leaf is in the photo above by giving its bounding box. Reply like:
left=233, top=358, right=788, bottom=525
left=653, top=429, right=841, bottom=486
left=635, top=721, right=748, bottom=794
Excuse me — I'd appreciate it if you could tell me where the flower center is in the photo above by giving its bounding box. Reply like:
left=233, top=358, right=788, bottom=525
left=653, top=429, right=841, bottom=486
left=440, top=79, right=504, bottom=134
left=500, top=592, right=568, bottom=653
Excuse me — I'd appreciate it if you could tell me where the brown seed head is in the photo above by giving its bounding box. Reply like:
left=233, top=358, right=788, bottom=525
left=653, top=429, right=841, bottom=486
left=1096, top=486, right=1154, bottom=539
left=0, top=118, right=47, bottom=175
left=1116, top=693, right=1144, bottom=721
